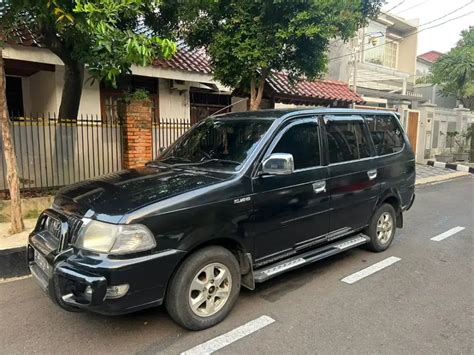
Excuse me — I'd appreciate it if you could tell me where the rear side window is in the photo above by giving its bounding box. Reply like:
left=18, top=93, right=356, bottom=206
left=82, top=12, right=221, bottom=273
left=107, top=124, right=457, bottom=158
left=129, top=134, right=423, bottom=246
left=326, top=121, right=371, bottom=164
left=366, top=115, right=404, bottom=155
left=272, top=121, right=320, bottom=170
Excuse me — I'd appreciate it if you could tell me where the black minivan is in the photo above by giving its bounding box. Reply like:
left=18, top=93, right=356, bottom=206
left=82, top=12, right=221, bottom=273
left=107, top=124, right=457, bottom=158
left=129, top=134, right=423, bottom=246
left=28, top=109, right=415, bottom=330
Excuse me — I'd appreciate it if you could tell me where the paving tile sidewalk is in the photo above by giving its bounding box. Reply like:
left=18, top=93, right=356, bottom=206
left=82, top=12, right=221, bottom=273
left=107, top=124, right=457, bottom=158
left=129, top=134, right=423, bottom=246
left=0, top=164, right=470, bottom=253
left=415, top=163, right=469, bottom=185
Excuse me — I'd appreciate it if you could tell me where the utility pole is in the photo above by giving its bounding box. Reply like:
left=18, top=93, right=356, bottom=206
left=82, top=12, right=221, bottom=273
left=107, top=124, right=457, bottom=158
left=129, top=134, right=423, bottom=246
left=353, top=27, right=366, bottom=95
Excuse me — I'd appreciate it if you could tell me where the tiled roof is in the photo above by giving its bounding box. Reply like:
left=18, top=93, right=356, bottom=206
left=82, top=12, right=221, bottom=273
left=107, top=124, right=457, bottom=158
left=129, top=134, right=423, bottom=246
left=417, top=51, right=443, bottom=63
left=267, top=72, right=365, bottom=104
left=5, top=25, right=43, bottom=47
left=153, top=42, right=211, bottom=74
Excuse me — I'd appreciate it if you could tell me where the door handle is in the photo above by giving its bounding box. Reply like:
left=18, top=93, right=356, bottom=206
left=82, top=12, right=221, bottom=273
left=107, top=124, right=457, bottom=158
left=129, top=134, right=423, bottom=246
left=367, top=169, right=377, bottom=180
left=312, top=180, right=326, bottom=194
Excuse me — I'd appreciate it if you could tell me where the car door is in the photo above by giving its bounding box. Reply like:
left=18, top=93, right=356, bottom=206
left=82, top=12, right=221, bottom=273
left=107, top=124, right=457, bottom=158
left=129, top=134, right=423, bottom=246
left=365, top=113, right=415, bottom=209
left=250, top=117, right=331, bottom=262
left=323, top=115, right=380, bottom=237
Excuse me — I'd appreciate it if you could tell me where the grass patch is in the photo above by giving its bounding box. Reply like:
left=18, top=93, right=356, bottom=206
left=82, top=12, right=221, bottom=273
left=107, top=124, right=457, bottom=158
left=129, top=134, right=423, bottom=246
left=24, top=209, right=41, bottom=220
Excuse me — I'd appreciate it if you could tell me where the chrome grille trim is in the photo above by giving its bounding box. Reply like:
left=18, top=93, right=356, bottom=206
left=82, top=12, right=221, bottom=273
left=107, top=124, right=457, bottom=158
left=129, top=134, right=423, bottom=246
left=38, top=211, right=83, bottom=250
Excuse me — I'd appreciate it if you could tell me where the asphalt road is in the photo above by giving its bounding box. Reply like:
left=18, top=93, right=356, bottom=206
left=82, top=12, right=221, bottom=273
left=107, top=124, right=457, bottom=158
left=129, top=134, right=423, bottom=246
left=0, top=176, right=472, bottom=354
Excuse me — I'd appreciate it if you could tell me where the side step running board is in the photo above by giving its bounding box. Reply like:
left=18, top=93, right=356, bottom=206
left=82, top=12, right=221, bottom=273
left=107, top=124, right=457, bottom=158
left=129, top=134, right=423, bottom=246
left=254, top=234, right=369, bottom=283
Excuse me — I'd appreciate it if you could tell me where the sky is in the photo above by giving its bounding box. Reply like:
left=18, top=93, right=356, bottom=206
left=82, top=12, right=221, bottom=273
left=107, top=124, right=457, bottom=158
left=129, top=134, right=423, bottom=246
left=382, top=0, right=474, bottom=54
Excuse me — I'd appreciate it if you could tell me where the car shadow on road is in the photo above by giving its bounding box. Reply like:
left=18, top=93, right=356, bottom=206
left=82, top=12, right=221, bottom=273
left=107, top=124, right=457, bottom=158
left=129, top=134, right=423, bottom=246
left=242, top=247, right=372, bottom=303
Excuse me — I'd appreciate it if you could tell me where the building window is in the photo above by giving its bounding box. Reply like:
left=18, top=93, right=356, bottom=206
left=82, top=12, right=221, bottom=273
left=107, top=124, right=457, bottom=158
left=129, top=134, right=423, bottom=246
left=384, top=41, right=398, bottom=69
left=100, top=75, right=159, bottom=124
left=190, top=89, right=231, bottom=125
left=6, top=76, right=24, bottom=118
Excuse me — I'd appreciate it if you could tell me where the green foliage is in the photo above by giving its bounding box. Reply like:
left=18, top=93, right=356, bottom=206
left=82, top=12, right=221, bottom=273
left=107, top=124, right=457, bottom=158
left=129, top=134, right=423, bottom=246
left=431, top=27, right=474, bottom=110
left=1, top=0, right=176, bottom=86
left=148, top=0, right=383, bottom=102
left=122, top=88, right=151, bottom=103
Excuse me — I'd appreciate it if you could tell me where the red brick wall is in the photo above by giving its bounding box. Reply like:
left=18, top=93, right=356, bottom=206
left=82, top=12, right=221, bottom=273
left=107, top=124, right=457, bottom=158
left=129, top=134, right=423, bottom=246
left=122, top=100, right=152, bottom=169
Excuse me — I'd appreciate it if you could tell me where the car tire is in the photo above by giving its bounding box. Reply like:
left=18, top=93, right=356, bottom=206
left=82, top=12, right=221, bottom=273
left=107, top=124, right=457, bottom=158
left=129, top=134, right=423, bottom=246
left=165, top=246, right=241, bottom=330
left=365, top=203, right=397, bottom=252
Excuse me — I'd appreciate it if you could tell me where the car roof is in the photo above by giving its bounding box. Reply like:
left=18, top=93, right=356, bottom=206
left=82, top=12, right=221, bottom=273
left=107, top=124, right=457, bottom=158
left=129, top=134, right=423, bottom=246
left=213, top=108, right=397, bottom=120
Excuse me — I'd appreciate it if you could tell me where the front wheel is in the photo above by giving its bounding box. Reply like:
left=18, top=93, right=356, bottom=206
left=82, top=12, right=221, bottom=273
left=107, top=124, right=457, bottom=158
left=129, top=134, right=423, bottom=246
left=165, top=246, right=241, bottom=330
left=365, top=203, right=397, bottom=252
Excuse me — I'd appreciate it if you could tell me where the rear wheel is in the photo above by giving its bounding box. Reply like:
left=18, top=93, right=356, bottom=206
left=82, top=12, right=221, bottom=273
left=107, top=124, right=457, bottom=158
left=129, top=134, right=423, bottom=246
left=366, top=203, right=396, bottom=252
left=165, top=246, right=241, bottom=330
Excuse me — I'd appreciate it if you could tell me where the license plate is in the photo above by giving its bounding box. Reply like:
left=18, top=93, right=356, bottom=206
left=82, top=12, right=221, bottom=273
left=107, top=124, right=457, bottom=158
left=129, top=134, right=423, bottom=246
left=34, top=250, right=52, bottom=277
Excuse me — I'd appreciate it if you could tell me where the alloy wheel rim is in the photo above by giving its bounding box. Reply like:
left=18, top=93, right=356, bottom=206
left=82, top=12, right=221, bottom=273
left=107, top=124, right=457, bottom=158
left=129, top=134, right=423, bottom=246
left=188, top=262, right=232, bottom=317
left=376, top=212, right=393, bottom=244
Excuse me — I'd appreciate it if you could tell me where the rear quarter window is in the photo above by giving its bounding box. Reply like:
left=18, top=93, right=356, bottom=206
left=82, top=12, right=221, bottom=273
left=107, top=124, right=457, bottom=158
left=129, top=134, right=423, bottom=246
left=365, top=115, right=404, bottom=156
left=326, top=120, right=371, bottom=164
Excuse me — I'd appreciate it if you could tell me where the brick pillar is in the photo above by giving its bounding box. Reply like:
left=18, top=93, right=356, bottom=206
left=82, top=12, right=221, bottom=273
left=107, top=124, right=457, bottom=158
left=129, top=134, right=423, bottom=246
left=122, top=100, right=152, bottom=169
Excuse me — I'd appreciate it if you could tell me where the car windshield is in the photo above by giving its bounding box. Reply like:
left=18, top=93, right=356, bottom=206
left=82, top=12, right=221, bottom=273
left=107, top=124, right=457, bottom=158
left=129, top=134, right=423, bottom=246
left=157, top=117, right=273, bottom=171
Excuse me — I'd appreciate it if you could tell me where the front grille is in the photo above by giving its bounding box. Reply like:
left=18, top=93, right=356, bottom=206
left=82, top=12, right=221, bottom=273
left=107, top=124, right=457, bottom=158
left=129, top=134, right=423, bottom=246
left=44, top=215, right=62, bottom=240
left=67, top=216, right=83, bottom=245
left=40, top=212, right=83, bottom=249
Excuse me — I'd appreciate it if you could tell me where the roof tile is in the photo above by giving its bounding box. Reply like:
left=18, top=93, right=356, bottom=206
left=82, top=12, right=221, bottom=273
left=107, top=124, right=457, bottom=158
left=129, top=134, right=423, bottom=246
left=417, top=50, right=443, bottom=63
left=267, top=72, right=365, bottom=104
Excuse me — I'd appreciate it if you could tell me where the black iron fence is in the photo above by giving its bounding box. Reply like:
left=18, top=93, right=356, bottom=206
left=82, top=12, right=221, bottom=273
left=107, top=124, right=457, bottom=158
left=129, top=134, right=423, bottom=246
left=0, top=114, right=123, bottom=192
left=0, top=114, right=193, bottom=192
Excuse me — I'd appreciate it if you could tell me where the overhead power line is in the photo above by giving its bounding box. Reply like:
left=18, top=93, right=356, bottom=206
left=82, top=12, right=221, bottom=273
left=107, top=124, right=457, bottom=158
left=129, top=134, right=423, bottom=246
left=396, top=0, right=430, bottom=14
left=418, top=0, right=474, bottom=27
left=328, top=7, right=474, bottom=62
left=384, top=0, right=406, bottom=13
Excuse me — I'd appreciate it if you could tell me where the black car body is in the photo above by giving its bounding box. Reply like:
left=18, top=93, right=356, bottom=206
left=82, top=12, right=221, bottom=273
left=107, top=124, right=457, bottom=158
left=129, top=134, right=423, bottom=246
left=28, top=109, right=415, bottom=329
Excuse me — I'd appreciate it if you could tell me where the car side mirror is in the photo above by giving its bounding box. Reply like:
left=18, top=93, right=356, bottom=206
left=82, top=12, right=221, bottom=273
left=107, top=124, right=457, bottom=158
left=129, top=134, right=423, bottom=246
left=261, top=153, right=294, bottom=175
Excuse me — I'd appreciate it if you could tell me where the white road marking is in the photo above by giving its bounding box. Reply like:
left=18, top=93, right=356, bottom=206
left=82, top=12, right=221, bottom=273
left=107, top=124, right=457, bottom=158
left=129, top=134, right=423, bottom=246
left=341, top=256, right=401, bottom=284
left=0, top=275, right=32, bottom=284
left=181, top=315, right=275, bottom=355
left=430, top=226, right=465, bottom=242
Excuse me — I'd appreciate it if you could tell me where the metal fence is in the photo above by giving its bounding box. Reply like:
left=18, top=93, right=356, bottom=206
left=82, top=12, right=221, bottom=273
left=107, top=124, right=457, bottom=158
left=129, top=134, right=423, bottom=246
left=0, top=114, right=123, bottom=192
left=152, top=118, right=192, bottom=159
left=0, top=115, right=193, bottom=192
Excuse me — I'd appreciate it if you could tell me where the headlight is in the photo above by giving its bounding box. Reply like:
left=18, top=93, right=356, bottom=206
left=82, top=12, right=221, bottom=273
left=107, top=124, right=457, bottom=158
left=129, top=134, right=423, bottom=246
left=75, top=219, right=156, bottom=255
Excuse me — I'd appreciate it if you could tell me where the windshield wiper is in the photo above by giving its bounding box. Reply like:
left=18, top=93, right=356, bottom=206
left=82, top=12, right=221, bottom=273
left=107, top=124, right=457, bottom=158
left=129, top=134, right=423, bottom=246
left=146, top=161, right=170, bottom=168
left=198, top=158, right=241, bottom=166
left=160, top=156, right=192, bottom=163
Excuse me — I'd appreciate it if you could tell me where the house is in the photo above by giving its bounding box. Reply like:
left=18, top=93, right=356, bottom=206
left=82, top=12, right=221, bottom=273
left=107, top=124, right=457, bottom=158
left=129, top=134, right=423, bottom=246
left=3, top=29, right=233, bottom=123
left=413, top=50, right=458, bottom=109
left=3, top=28, right=363, bottom=125
left=328, top=12, right=424, bottom=110
left=1, top=28, right=366, bottom=192
left=416, top=50, right=442, bottom=76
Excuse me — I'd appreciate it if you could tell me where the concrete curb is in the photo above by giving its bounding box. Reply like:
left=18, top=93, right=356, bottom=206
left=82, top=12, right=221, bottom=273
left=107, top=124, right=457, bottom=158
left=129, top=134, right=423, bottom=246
left=415, top=171, right=470, bottom=186
left=427, top=160, right=474, bottom=173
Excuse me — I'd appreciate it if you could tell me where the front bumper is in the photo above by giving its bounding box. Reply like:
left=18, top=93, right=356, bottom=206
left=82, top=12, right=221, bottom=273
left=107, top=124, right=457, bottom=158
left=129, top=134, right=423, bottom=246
left=28, top=234, right=186, bottom=315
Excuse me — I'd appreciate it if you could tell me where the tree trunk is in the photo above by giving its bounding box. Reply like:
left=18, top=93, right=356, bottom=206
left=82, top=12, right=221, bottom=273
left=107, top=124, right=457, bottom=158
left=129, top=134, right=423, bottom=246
left=58, top=61, right=84, bottom=120
left=249, top=71, right=268, bottom=111
left=0, top=52, right=24, bottom=234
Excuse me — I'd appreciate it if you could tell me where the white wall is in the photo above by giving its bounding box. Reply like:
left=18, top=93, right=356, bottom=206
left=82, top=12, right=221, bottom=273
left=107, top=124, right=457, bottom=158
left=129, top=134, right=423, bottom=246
left=416, top=60, right=431, bottom=76
left=27, top=70, right=58, bottom=114
left=78, top=71, right=101, bottom=115
left=158, top=78, right=190, bottom=120
left=231, top=97, right=248, bottom=112
left=21, top=66, right=101, bottom=116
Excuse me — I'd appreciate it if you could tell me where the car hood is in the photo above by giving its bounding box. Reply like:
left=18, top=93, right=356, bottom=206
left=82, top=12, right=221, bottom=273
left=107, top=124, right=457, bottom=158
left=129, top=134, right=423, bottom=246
left=53, top=166, right=228, bottom=219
